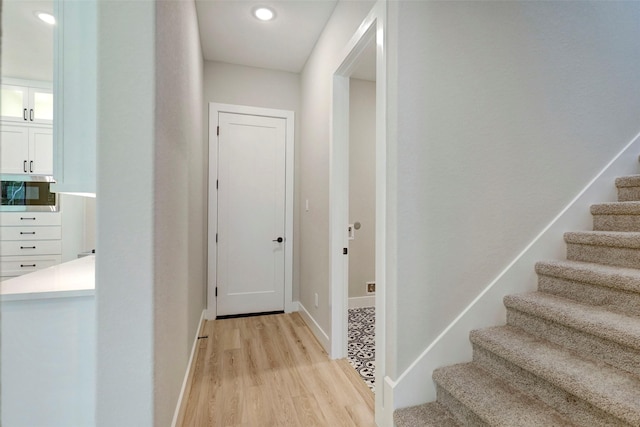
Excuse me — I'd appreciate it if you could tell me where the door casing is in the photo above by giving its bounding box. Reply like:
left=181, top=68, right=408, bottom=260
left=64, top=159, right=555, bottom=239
left=330, top=3, right=388, bottom=426
left=207, top=103, right=295, bottom=320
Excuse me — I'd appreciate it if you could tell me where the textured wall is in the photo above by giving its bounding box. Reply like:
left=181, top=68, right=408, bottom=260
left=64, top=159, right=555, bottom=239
left=389, top=1, right=640, bottom=377
left=96, top=0, right=205, bottom=425
left=299, top=0, right=375, bottom=337
left=155, top=0, right=205, bottom=425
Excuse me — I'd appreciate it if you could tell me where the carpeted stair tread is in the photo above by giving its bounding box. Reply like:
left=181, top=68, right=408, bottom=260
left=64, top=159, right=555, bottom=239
left=591, top=201, right=640, bottom=215
left=433, top=363, right=575, bottom=426
left=615, top=175, right=640, bottom=188
left=504, top=292, right=640, bottom=349
left=535, top=259, right=640, bottom=294
left=394, top=402, right=461, bottom=427
left=564, top=231, right=640, bottom=248
left=470, top=326, right=640, bottom=425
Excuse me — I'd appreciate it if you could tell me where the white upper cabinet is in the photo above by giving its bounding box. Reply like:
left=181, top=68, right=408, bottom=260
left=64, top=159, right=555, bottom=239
left=1, top=85, right=53, bottom=125
left=0, top=126, right=29, bottom=174
left=0, top=126, right=53, bottom=175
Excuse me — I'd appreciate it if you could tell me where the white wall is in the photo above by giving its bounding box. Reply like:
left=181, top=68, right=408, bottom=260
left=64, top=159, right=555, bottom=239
left=349, top=78, right=376, bottom=299
left=203, top=61, right=301, bottom=299
left=96, top=0, right=205, bottom=425
left=388, top=0, right=640, bottom=381
left=155, top=0, right=205, bottom=424
left=96, top=0, right=155, bottom=424
left=299, top=0, right=374, bottom=338
left=60, top=194, right=96, bottom=262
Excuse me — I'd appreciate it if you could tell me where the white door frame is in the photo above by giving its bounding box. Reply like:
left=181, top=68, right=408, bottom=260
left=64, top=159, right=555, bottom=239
left=207, top=103, right=295, bottom=320
left=329, top=2, right=388, bottom=425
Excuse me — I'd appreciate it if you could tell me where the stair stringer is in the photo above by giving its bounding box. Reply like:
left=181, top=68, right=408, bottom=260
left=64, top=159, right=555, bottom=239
left=390, top=132, right=640, bottom=414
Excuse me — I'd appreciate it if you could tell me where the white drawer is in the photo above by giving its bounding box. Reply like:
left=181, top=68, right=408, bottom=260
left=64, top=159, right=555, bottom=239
left=0, top=226, right=61, bottom=241
left=0, top=212, right=61, bottom=227
left=0, top=240, right=62, bottom=256
left=0, top=255, right=62, bottom=277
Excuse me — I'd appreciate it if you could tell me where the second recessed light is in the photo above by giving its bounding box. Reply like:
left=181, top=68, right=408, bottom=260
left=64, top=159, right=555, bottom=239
left=253, top=7, right=275, bottom=21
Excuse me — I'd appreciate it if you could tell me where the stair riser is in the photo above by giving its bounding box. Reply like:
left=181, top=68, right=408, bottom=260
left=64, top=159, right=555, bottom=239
left=506, top=308, right=640, bottom=377
left=471, top=344, right=630, bottom=426
left=538, top=275, right=640, bottom=317
left=618, top=187, right=640, bottom=202
left=436, top=385, right=489, bottom=427
left=566, top=243, right=640, bottom=269
left=594, top=215, right=640, bottom=232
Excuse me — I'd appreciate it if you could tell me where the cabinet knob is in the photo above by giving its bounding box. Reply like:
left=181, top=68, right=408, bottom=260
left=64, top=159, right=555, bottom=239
left=30, top=161, right=33, bottom=173
left=23, top=108, right=27, bottom=121
left=23, top=160, right=27, bottom=173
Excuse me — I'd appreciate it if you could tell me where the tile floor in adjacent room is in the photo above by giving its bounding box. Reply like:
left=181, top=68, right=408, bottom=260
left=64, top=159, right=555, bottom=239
left=347, top=307, right=376, bottom=392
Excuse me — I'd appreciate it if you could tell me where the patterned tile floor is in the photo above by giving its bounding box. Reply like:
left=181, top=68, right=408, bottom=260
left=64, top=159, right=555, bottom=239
left=347, top=306, right=375, bottom=392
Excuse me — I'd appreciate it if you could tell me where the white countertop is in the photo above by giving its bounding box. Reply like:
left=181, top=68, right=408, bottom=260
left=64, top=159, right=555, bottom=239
left=1, top=255, right=95, bottom=302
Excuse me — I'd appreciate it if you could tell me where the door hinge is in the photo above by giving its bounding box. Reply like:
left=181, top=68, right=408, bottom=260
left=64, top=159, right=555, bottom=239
left=343, top=248, right=348, bottom=255
left=215, top=287, right=218, bottom=297
left=217, top=126, right=220, bottom=136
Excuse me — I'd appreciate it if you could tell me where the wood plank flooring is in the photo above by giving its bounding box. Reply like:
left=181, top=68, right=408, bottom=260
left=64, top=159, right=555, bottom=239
left=177, top=313, right=375, bottom=427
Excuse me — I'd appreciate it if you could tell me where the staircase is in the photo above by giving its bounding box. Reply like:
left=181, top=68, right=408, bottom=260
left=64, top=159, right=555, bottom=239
left=395, top=174, right=640, bottom=426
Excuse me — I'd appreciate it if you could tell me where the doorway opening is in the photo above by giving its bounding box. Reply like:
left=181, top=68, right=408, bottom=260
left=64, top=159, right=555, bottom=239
left=329, top=3, right=386, bottom=422
left=346, top=51, right=377, bottom=392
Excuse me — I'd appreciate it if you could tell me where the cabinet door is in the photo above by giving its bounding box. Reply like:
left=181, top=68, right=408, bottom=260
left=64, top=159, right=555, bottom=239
left=0, top=85, right=29, bottom=123
left=0, top=126, right=29, bottom=174
left=29, top=88, right=53, bottom=125
left=29, top=128, right=54, bottom=175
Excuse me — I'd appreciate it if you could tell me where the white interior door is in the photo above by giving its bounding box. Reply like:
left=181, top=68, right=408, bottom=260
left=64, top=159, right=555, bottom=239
left=216, top=112, right=286, bottom=316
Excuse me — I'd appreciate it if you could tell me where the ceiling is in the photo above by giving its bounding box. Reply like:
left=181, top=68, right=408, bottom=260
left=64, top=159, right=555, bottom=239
left=1, top=0, right=374, bottom=83
left=1, top=0, right=54, bottom=81
left=195, top=0, right=338, bottom=74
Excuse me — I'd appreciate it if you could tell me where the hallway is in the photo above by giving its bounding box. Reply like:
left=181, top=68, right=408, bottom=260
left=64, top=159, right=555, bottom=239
left=177, top=313, right=375, bottom=426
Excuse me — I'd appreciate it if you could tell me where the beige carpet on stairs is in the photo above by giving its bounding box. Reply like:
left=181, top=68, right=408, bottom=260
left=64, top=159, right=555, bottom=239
left=394, top=169, right=640, bottom=426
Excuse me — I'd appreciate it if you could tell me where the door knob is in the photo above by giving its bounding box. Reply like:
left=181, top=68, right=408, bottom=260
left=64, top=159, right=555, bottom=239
left=272, top=237, right=284, bottom=243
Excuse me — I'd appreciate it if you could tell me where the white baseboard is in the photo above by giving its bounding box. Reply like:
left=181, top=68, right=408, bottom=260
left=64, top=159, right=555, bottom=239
left=349, top=296, right=375, bottom=308
left=392, top=131, right=640, bottom=410
left=297, top=301, right=331, bottom=353
left=171, top=309, right=206, bottom=427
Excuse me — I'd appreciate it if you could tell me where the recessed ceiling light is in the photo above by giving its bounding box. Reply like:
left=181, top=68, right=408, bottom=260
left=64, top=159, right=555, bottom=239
left=36, top=12, right=56, bottom=25
left=253, top=7, right=275, bottom=21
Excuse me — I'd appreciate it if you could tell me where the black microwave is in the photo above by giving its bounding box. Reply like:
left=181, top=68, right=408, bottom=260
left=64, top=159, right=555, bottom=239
left=0, top=176, right=58, bottom=212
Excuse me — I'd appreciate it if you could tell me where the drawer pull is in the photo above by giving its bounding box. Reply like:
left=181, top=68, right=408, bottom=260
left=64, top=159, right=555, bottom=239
left=20, top=232, right=36, bottom=235
left=20, top=217, right=36, bottom=221
left=20, top=246, right=36, bottom=249
left=20, top=264, right=37, bottom=268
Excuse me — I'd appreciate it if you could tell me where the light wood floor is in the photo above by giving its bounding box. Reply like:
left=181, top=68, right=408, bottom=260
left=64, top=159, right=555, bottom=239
left=177, top=312, right=375, bottom=427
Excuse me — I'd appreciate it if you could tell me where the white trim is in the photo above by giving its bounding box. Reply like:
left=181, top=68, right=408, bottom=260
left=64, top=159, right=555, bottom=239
left=297, top=301, right=330, bottom=353
left=206, top=103, right=295, bottom=320
left=171, top=310, right=206, bottom=427
left=330, top=3, right=388, bottom=426
left=349, top=296, right=375, bottom=309
left=391, top=129, right=640, bottom=410
left=1, top=77, right=53, bottom=89
left=382, top=376, right=395, bottom=427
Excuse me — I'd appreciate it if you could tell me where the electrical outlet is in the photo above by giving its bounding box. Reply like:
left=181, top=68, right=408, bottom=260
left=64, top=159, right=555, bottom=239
left=314, top=293, right=319, bottom=308
left=366, top=282, right=376, bottom=293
